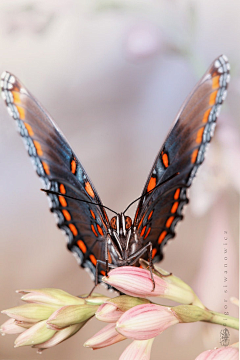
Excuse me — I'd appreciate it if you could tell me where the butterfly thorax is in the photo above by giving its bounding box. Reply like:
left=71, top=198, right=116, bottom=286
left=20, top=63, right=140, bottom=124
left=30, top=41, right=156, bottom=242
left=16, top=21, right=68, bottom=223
left=109, top=213, right=141, bottom=262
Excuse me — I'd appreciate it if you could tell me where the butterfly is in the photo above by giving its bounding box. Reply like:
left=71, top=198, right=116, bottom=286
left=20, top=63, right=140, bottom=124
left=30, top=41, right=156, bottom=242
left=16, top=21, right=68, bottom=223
left=1, top=55, right=230, bottom=288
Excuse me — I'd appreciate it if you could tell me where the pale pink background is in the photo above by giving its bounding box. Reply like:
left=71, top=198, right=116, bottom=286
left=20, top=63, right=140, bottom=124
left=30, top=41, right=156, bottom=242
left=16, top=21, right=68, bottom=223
left=0, top=1, right=239, bottom=359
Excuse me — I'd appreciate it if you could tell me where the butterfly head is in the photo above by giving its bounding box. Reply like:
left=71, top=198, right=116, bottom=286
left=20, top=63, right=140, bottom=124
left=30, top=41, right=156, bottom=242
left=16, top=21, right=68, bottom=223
left=109, top=213, right=135, bottom=261
left=110, top=213, right=132, bottom=237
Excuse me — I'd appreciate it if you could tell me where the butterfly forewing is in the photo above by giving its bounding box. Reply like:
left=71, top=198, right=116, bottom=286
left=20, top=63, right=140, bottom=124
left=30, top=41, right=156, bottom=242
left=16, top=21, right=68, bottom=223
left=1, top=72, right=110, bottom=282
left=2, top=55, right=230, bottom=282
left=134, top=55, right=230, bottom=262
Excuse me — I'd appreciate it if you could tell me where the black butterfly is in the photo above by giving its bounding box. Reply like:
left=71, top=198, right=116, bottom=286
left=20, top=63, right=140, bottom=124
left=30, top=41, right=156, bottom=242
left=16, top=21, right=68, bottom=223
left=1, top=55, right=230, bottom=288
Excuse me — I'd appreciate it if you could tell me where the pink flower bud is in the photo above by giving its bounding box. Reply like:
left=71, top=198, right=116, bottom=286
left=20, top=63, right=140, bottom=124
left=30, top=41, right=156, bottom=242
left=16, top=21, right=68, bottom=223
left=84, top=323, right=126, bottom=349
left=17, top=288, right=85, bottom=306
left=0, top=318, right=26, bottom=335
left=103, top=267, right=194, bottom=304
left=195, top=346, right=239, bottom=360
left=119, top=338, right=154, bottom=360
left=102, top=267, right=167, bottom=297
left=95, top=303, right=124, bottom=323
left=116, top=303, right=179, bottom=340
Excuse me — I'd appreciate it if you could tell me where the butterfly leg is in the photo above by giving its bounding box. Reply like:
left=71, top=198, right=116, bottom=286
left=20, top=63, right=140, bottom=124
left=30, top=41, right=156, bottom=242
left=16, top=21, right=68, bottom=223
left=78, top=260, right=105, bottom=298
left=85, top=235, right=111, bottom=298
left=104, top=235, right=110, bottom=278
left=127, top=242, right=155, bottom=291
left=153, top=268, right=172, bottom=278
left=78, top=259, right=114, bottom=298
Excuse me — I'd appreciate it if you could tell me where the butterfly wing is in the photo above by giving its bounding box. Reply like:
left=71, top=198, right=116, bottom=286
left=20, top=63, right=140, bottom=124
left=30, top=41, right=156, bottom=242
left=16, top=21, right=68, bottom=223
left=133, top=55, right=230, bottom=262
left=1, top=72, right=110, bottom=282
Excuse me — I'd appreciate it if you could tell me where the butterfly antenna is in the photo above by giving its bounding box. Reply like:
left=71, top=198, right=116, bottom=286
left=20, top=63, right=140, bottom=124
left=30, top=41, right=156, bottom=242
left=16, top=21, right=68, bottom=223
left=41, top=189, right=118, bottom=215
left=123, top=172, right=179, bottom=214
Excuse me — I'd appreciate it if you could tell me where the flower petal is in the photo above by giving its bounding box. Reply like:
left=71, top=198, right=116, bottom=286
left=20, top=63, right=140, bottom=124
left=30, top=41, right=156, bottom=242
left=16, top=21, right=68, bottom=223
left=2, top=303, right=59, bottom=323
left=195, top=346, right=239, bottom=360
left=84, top=323, right=126, bottom=349
left=96, top=303, right=124, bottom=323
left=0, top=318, right=26, bottom=335
left=33, top=322, right=86, bottom=349
left=119, top=338, right=155, bottom=360
left=102, top=267, right=167, bottom=297
left=116, top=304, right=179, bottom=340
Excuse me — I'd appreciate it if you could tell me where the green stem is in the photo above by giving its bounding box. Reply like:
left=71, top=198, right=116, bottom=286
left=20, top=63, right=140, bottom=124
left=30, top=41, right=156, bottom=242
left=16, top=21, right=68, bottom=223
left=205, top=310, right=239, bottom=330
left=173, top=305, right=239, bottom=331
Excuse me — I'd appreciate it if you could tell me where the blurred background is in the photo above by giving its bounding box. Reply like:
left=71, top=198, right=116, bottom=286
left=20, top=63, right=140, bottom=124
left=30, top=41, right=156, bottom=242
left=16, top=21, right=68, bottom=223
left=0, top=0, right=239, bottom=359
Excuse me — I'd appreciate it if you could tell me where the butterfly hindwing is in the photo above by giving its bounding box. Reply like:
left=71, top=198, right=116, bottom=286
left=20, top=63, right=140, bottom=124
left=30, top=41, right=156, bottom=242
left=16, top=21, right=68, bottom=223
left=134, top=55, right=230, bottom=262
left=1, top=72, right=110, bottom=282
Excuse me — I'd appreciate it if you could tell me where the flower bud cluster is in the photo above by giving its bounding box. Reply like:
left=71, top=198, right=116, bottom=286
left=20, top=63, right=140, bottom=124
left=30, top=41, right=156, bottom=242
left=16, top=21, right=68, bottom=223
left=1, top=288, right=103, bottom=351
left=1, top=265, right=238, bottom=359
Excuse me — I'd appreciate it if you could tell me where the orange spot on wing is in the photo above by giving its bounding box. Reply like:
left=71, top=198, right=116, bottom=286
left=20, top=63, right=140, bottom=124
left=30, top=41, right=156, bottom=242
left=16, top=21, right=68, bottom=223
left=59, top=184, right=66, bottom=194
left=196, top=127, right=204, bottom=144
left=202, top=108, right=211, bottom=123
left=137, top=213, right=145, bottom=230
left=148, top=210, right=153, bottom=220
left=24, top=123, right=34, bottom=136
left=12, top=91, right=21, bottom=104
left=62, top=209, right=71, bottom=221
left=101, top=270, right=105, bottom=276
left=91, top=224, right=98, bottom=237
left=171, top=202, right=178, bottom=214
left=212, top=75, right=220, bottom=90
left=162, top=152, right=169, bottom=168
left=191, top=149, right=198, bottom=164
left=158, top=230, right=167, bottom=244
left=90, top=210, right=96, bottom=219
left=59, top=195, right=67, bottom=207
left=69, top=224, right=78, bottom=236
left=90, top=254, right=97, bottom=266
left=140, top=226, right=146, bottom=237
left=144, top=227, right=151, bottom=239
left=147, top=177, right=156, bottom=193
left=134, top=207, right=139, bottom=224
left=97, top=224, right=104, bottom=236
left=42, top=161, right=50, bottom=175
left=77, top=240, right=87, bottom=254
left=71, top=158, right=77, bottom=174
left=34, top=141, right=43, bottom=156
left=16, top=105, right=25, bottom=120
left=85, top=181, right=95, bottom=198
left=152, top=248, right=157, bottom=259
left=108, top=251, right=112, bottom=263
left=209, top=90, right=218, bottom=106
left=174, top=188, right=180, bottom=200
left=104, top=211, right=109, bottom=223
left=166, top=216, right=174, bottom=228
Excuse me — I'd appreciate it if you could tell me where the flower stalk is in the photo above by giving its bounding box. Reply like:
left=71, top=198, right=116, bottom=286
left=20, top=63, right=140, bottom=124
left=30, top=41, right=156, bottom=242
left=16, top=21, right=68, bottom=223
left=204, top=310, right=239, bottom=330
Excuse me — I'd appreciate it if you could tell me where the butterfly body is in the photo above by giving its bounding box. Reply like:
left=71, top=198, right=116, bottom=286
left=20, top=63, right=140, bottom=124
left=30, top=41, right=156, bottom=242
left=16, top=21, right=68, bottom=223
left=1, top=55, right=230, bottom=285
